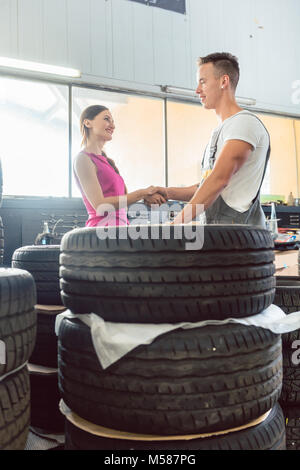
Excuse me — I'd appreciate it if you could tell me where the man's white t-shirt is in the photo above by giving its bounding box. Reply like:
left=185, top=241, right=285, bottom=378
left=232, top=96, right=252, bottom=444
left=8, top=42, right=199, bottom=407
left=202, top=110, right=270, bottom=212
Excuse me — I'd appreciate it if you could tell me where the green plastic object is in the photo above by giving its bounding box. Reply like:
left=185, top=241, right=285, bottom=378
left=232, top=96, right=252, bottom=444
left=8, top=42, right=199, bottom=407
left=260, top=194, right=285, bottom=203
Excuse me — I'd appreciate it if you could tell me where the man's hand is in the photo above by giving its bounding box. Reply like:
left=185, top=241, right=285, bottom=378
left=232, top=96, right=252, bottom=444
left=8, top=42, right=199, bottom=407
left=144, top=186, right=169, bottom=206
left=144, top=192, right=167, bottom=206
left=155, top=186, right=169, bottom=200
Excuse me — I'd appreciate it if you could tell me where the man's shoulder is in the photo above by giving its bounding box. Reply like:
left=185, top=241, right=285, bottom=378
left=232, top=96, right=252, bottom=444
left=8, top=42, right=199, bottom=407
left=227, top=111, right=266, bottom=129
left=222, top=111, right=269, bottom=139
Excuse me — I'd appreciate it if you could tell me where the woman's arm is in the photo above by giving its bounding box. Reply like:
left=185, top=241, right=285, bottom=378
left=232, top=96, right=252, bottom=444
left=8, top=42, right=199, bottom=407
left=74, top=153, right=158, bottom=211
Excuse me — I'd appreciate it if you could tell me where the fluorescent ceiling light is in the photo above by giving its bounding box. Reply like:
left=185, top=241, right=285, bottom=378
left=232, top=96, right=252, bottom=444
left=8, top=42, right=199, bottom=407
left=162, top=86, right=256, bottom=106
left=163, top=86, right=198, bottom=98
left=0, top=56, right=81, bottom=78
left=235, top=96, right=257, bottom=106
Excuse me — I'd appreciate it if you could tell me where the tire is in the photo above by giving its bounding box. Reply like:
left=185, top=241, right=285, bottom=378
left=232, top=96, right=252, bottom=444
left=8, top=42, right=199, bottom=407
left=64, top=403, right=285, bottom=450
left=0, top=158, right=3, bottom=208
left=60, top=225, right=275, bottom=322
left=0, top=217, right=4, bottom=265
left=280, top=348, right=300, bottom=405
left=28, top=366, right=65, bottom=433
left=274, top=276, right=300, bottom=346
left=11, top=245, right=62, bottom=305
left=0, top=268, right=37, bottom=376
left=0, top=366, right=30, bottom=450
left=58, top=317, right=282, bottom=436
left=282, top=405, right=300, bottom=450
left=29, top=310, right=58, bottom=368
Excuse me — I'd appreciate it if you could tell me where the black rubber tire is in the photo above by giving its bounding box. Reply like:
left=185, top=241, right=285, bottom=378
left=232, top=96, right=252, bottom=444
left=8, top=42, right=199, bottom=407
left=58, top=317, right=282, bottom=436
left=29, top=313, right=58, bottom=368
left=60, top=225, right=275, bottom=322
left=0, top=366, right=30, bottom=450
left=281, top=405, right=300, bottom=450
left=0, top=268, right=37, bottom=376
left=11, top=245, right=62, bottom=305
left=0, top=158, right=2, bottom=209
left=274, top=276, right=300, bottom=346
left=64, top=403, right=286, bottom=450
left=60, top=276, right=276, bottom=299
left=29, top=368, right=65, bottom=433
left=280, top=348, right=300, bottom=405
left=0, top=217, right=4, bottom=265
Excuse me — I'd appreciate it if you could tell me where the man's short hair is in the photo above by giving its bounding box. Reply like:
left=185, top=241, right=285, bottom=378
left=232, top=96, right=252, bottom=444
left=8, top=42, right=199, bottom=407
left=197, top=52, right=240, bottom=90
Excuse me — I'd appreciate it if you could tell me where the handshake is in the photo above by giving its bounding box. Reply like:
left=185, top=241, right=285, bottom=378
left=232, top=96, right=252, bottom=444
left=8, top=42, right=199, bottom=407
left=143, top=186, right=169, bottom=206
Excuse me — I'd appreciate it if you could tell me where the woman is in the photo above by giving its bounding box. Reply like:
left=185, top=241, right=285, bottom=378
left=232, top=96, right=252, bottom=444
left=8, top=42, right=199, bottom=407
left=74, top=105, right=166, bottom=227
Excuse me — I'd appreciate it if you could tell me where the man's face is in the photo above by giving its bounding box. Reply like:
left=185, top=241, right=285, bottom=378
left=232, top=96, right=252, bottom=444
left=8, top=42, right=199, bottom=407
left=196, top=63, right=222, bottom=110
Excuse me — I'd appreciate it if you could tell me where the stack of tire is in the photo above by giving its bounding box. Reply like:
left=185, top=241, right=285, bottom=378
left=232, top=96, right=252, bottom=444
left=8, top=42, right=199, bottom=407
left=11, top=245, right=65, bottom=435
left=0, top=268, right=37, bottom=449
left=0, top=158, right=4, bottom=265
left=274, top=276, right=300, bottom=450
left=58, top=224, right=286, bottom=450
left=0, top=160, right=37, bottom=450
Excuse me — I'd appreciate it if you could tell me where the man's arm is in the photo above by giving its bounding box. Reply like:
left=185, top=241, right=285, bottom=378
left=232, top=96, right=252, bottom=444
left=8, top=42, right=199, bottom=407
left=172, top=139, right=253, bottom=224
left=166, top=184, right=200, bottom=202
left=144, top=184, right=199, bottom=206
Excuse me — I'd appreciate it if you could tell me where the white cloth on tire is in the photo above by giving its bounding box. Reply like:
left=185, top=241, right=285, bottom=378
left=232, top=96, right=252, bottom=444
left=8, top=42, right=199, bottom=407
left=55, top=304, right=300, bottom=370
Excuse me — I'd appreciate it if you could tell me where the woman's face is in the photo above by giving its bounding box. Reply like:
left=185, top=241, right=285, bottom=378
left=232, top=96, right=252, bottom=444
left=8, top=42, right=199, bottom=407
left=85, top=110, right=115, bottom=142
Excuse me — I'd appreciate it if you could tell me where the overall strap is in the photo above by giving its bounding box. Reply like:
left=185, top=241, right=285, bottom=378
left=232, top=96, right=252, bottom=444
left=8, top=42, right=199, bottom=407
left=238, top=112, right=271, bottom=202
left=201, top=124, right=224, bottom=170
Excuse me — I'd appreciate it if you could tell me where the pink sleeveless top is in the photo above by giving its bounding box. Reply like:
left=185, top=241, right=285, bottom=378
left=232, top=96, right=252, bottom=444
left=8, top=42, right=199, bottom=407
left=75, top=152, right=129, bottom=227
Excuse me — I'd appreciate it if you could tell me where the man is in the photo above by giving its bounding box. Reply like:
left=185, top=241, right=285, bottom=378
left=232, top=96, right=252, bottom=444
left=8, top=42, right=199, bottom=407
left=147, top=52, right=270, bottom=227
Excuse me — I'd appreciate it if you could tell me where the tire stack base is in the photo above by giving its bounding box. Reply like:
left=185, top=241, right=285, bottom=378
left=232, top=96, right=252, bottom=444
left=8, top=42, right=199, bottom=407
left=61, top=400, right=285, bottom=451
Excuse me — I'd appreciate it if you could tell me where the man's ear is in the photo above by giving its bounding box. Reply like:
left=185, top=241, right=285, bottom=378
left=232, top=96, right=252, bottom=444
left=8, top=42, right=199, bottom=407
left=221, top=75, right=230, bottom=89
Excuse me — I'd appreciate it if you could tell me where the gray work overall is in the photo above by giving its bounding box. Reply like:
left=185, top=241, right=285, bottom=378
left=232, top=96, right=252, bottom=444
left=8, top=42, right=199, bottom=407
left=203, top=112, right=270, bottom=228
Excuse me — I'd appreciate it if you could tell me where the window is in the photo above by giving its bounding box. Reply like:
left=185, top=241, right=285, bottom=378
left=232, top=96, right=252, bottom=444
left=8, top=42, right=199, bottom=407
left=72, top=87, right=165, bottom=197
left=0, top=74, right=299, bottom=203
left=166, top=99, right=217, bottom=187
left=166, top=99, right=300, bottom=203
left=0, top=76, right=69, bottom=197
left=258, top=113, right=298, bottom=201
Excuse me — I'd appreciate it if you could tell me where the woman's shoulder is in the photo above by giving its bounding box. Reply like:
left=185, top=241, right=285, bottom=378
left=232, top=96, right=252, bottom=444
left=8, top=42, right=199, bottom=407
left=75, top=150, right=89, bottom=161
left=74, top=151, right=96, bottom=172
left=74, top=150, right=95, bottom=164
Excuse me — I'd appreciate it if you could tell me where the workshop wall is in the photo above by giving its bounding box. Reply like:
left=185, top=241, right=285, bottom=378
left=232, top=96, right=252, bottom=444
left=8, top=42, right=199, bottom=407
left=0, top=0, right=299, bottom=116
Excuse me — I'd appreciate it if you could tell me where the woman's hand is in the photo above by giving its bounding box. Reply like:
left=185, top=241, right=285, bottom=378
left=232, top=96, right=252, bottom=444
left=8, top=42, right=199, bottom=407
left=143, top=186, right=169, bottom=206
left=144, top=186, right=168, bottom=198
left=156, top=186, right=169, bottom=200
left=144, top=192, right=167, bottom=206
left=143, top=186, right=160, bottom=196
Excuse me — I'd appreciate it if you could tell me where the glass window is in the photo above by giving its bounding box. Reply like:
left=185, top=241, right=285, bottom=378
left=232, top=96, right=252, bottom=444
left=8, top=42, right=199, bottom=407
left=72, top=87, right=165, bottom=197
left=166, top=99, right=218, bottom=188
left=0, top=76, right=69, bottom=197
left=166, top=99, right=299, bottom=203
left=258, top=113, right=298, bottom=202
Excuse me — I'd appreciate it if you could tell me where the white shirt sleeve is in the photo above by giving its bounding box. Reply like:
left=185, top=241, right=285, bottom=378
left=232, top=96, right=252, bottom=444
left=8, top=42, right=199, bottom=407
left=221, top=114, right=265, bottom=150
